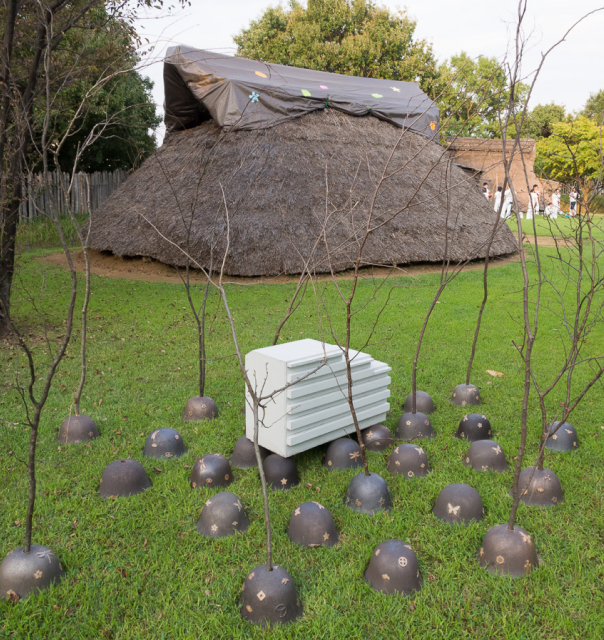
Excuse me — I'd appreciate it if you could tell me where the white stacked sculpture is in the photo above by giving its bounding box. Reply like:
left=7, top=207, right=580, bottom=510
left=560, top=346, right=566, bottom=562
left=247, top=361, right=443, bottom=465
left=245, top=339, right=391, bottom=457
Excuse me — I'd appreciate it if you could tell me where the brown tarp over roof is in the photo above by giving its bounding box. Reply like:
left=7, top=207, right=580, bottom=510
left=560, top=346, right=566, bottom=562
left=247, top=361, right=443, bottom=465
left=164, top=46, right=440, bottom=139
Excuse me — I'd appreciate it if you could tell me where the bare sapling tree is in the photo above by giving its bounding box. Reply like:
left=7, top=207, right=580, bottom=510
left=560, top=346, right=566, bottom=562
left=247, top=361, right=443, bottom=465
left=136, top=190, right=320, bottom=625
left=461, top=58, right=545, bottom=391
left=511, top=125, right=604, bottom=493
left=411, top=157, right=475, bottom=413
left=136, top=189, right=323, bottom=563
left=0, top=0, right=189, bottom=336
left=408, top=150, right=513, bottom=412
left=469, top=4, right=604, bottom=578
left=463, top=176, right=512, bottom=388
left=147, top=127, right=294, bottom=421
left=0, top=2, right=188, bottom=598
left=151, top=140, right=227, bottom=421
left=318, top=161, right=402, bottom=477
left=433, top=53, right=532, bottom=407
left=501, top=2, right=604, bottom=533
left=0, top=50, right=81, bottom=600
left=312, top=79, right=518, bottom=479
left=0, top=214, right=79, bottom=598
left=39, top=25, right=139, bottom=436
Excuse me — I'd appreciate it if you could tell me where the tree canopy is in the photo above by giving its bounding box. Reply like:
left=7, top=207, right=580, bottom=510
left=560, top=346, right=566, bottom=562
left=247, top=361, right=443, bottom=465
left=437, top=52, right=528, bottom=139
left=29, top=5, right=160, bottom=172
left=234, top=0, right=440, bottom=95
left=537, top=116, right=603, bottom=201
left=234, top=3, right=531, bottom=140
left=524, top=103, right=567, bottom=140
left=581, top=89, right=604, bottom=126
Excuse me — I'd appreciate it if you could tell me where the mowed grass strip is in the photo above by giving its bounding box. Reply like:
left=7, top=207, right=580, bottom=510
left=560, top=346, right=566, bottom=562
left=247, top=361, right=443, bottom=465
left=507, top=215, right=604, bottom=241
left=1, top=244, right=603, bottom=639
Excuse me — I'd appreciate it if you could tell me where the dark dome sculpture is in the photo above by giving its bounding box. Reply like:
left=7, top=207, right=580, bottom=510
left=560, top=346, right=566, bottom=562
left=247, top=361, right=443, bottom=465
left=455, top=413, right=492, bottom=442
left=0, top=545, right=65, bottom=600
left=478, top=524, right=539, bottom=577
left=364, top=539, right=422, bottom=595
left=387, top=444, right=431, bottom=478
left=286, top=502, right=338, bottom=548
left=403, top=391, right=435, bottom=415
left=143, top=428, right=187, bottom=459
left=57, top=414, right=99, bottom=444
left=395, top=412, right=436, bottom=441
left=240, top=564, right=302, bottom=627
left=230, top=436, right=269, bottom=469
left=433, top=483, right=483, bottom=525
left=546, top=422, right=578, bottom=452
left=345, top=472, right=392, bottom=515
left=513, top=466, right=564, bottom=507
left=263, top=454, right=299, bottom=491
left=190, top=454, right=233, bottom=490
left=451, top=384, right=481, bottom=407
left=463, top=440, right=509, bottom=473
left=182, top=395, right=218, bottom=421
left=196, top=491, right=249, bottom=538
left=324, top=438, right=363, bottom=470
left=99, top=459, right=151, bottom=498
left=360, top=424, right=393, bottom=452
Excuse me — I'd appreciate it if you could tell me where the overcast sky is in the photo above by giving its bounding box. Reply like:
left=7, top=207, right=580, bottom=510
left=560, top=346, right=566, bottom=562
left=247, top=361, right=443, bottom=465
left=134, top=1, right=604, bottom=142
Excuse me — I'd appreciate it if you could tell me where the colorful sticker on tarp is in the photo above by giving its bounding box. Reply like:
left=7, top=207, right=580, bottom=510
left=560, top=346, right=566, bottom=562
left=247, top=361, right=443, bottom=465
left=371, top=93, right=383, bottom=99
left=255, top=71, right=267, bottom=78
left=390, top=87, right=400, bottom=92
left=301, top=89, right=312, bottom=97
left=319, top=85, right=329, bottom=89
left=430, top=121, right=436, bottom=130
left=249, top=92, right=260, bottom=103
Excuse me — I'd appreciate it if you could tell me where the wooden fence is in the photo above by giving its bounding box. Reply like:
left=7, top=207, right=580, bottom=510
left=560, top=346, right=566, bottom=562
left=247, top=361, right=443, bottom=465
left=18, top=168, right=129, bottom=221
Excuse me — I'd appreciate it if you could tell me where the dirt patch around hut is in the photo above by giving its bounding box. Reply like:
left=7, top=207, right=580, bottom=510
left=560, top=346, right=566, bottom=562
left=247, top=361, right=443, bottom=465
left=522, top=234, right=573, bottom=248
left=38, top=249, right=520, bottom=284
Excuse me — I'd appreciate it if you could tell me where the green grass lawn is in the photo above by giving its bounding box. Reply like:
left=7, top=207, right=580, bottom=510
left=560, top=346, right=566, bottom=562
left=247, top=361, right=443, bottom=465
left=15, top=214, right=89, bottom=251
left=506, top=215, right=604, bottom=241
left=1, top=243, right=604, bottom=639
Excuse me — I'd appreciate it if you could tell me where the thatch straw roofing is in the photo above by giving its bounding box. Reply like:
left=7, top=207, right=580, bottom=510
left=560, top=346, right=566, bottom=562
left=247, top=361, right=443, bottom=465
left=88, top=109, right=517, bottom=276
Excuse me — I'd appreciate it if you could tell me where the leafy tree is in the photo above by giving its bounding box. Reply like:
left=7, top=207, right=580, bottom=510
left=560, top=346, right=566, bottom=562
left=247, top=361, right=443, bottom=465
left=581, top=89, right=604, bottom=126
left=31, top=6, right=160, bottom=172
left=525, top=102, right=567, bottom=140
left=1, top=0, right=186, bottom=336
left=437, top=52, right=528, bottom=139
left=49, top=70, right=160, bottom=173
left=234, top=0, right=440, bottom=95
left=536, top=116, right=604, bottom=203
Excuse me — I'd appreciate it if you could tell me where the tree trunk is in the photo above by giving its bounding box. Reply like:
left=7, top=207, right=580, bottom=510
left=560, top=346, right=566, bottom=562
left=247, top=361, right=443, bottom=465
left=0, top=179, right=22, bottom=336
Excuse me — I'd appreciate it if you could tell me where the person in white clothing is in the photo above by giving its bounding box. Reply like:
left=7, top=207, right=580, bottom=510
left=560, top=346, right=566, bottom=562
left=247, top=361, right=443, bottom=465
left=493, top=186, right=503, bottom=214
left=526, top=184, right=539, bottom=219
left=482, top=182, right=490, bottom=201
left=569, top=188, right=578, bottom=217
left=550, top=189, right=560, bottom=218
left=502, top=187, right=513, bottom=219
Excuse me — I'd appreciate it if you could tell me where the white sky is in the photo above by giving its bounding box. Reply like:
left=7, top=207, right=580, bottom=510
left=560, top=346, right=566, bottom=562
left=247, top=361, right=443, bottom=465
left=133, top=1, right=604, bottom=143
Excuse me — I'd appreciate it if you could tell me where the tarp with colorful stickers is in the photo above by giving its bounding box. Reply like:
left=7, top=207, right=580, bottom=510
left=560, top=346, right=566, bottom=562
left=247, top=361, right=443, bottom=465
left=164, top=46, right=440, bottom=139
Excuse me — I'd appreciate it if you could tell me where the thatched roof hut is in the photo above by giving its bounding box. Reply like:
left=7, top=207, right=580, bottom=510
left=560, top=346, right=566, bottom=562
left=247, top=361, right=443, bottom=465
left=88, top=49, right=516, bottom=276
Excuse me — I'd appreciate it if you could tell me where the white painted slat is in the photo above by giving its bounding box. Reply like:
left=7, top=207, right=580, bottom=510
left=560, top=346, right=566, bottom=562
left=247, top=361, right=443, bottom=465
left=286, top=363, right=385, bottom=400
left=287, top=374, right=392, bottom=417
left=286, top=352, right=373, bottom=383
left=287, top=389, right=391, bottom=433
left=284, top=415, right=387, bottom=455
left=286, top=403, right=391, bottom=446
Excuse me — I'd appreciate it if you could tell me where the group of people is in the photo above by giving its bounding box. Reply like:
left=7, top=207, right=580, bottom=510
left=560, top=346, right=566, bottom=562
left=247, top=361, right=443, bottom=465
left=482, top=182, right=579, bottom=219
left=483, top=183, right=514, bottom=219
